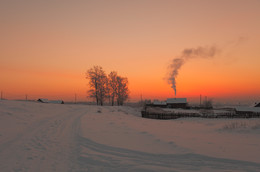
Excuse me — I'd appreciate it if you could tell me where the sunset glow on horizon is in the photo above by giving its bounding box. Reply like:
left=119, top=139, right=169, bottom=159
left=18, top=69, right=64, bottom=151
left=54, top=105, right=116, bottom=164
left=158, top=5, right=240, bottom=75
left=1, top=0, right=260, bottom=104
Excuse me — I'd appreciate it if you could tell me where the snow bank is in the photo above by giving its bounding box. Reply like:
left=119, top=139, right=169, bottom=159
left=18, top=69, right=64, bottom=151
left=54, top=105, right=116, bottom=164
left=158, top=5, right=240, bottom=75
left=1, top=100, right=260, bottom=171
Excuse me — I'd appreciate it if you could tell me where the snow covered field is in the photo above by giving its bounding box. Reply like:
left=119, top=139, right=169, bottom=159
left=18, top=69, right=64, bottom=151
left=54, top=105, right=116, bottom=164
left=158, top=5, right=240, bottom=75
left=0, top=100, right=260, bottom=172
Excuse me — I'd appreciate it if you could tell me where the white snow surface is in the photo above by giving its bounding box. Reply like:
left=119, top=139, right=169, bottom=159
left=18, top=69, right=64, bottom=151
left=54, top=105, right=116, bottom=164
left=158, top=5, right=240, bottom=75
left=1, top=100, right=260, bottom=172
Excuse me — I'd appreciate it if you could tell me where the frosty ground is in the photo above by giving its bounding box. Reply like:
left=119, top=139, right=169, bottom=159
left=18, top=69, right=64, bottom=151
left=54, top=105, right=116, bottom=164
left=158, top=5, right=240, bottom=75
left=0, top=100, right=260, bottom=172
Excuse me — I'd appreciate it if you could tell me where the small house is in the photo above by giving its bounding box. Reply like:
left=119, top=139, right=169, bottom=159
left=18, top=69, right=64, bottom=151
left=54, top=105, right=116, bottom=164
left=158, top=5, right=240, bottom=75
left=151, top=100, right=167, bottom=108
left=255, top=103, right=260, bottom=107
left=50, top=100, right=64, bottom=104
left=37, top=98, right=64, bottom=104
left=37, top=98, right=49, bottom=103
left=234, top=106, right=260, bottom=117
left=166, top=98, right=187, bottom=108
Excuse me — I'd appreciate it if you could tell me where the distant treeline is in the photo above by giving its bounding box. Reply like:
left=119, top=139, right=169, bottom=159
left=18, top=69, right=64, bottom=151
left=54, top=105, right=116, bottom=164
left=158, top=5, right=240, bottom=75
left=86, top=66, right=129, bottom=106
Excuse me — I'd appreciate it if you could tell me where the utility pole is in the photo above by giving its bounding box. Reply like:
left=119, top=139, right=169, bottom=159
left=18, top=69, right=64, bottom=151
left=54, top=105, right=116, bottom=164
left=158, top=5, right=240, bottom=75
left=75, top=94, right=77, bottom=104
left=25, top=94, right=28, bottom=101
left=200, top=94, right=202, bottom=107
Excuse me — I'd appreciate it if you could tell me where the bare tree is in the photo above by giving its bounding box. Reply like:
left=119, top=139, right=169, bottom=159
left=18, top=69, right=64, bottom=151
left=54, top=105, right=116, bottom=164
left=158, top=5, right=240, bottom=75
left=116, top=76, right=129, bottom=106
left=98, top=71, right=107, bottom=106
left=86, top=66, right=129, bottom=106
left=105, top=77, right=111, bottom=104
left=86, top=66, right=107, bottom=106
left=108, top=71, right=118, bottom=106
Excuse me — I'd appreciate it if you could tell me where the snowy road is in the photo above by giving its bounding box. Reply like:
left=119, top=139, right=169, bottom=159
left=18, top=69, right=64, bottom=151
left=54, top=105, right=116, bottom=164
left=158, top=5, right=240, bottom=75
left=0, top=104, right=84, bottom=171
left=1, top=100, right=260, bottom=172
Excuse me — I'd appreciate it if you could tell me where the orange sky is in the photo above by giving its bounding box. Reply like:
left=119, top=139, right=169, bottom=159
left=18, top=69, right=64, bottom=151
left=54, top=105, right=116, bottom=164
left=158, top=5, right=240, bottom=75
left=1, top=0, right=260, bottom=104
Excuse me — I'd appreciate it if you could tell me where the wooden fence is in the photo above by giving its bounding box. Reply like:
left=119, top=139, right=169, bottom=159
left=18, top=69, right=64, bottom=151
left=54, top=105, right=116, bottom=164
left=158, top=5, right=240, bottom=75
left=141, top=110, right=260, bottom=120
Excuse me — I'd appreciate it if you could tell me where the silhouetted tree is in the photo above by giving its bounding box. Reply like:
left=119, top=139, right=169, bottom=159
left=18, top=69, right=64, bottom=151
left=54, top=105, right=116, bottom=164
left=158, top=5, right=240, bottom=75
left=105, top=77, right=111, bottom=104
left=86, top=66, right=107, bottom=106
left=108, top=71, right=118, bottom=106
left=86, top=66, right=129, bottom=106
left=116, top=76, right=129, bottom=106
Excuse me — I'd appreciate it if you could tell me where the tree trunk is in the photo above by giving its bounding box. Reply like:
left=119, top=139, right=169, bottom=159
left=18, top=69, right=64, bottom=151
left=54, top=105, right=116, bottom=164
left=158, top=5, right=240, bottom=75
left=111, top=95, right=114, bottom=106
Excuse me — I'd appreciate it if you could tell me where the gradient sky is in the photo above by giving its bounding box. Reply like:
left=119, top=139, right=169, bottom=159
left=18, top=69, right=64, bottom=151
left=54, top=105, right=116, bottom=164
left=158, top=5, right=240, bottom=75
left=1, top=0, right=260, bottom=104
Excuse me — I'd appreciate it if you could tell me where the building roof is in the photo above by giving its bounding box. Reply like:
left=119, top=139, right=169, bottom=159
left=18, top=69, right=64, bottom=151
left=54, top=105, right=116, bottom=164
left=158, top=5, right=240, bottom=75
left=166, top=98, right=187, bottom=104
left=153, top=100, right=167, bottom=105
left=49, top=100, right=64, bottom=104
left=255, top=103, right=260, bottom=107
left=235, top=106, right=260, bottom=113
left=38, top=98, right=49, bottom=103
left=38, top=98, right=64, bottom=104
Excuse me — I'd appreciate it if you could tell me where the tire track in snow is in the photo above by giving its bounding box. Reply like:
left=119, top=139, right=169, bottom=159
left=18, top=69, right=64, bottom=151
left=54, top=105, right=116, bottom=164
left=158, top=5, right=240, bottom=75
left=77, top=136, right=260, bottom=172
left=0, top=106, right=85, bottom=172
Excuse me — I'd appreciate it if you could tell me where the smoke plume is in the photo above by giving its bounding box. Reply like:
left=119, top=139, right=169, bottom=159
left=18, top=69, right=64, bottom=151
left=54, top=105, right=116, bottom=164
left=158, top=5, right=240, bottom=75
left=168, top=46, right=219, bottom=96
